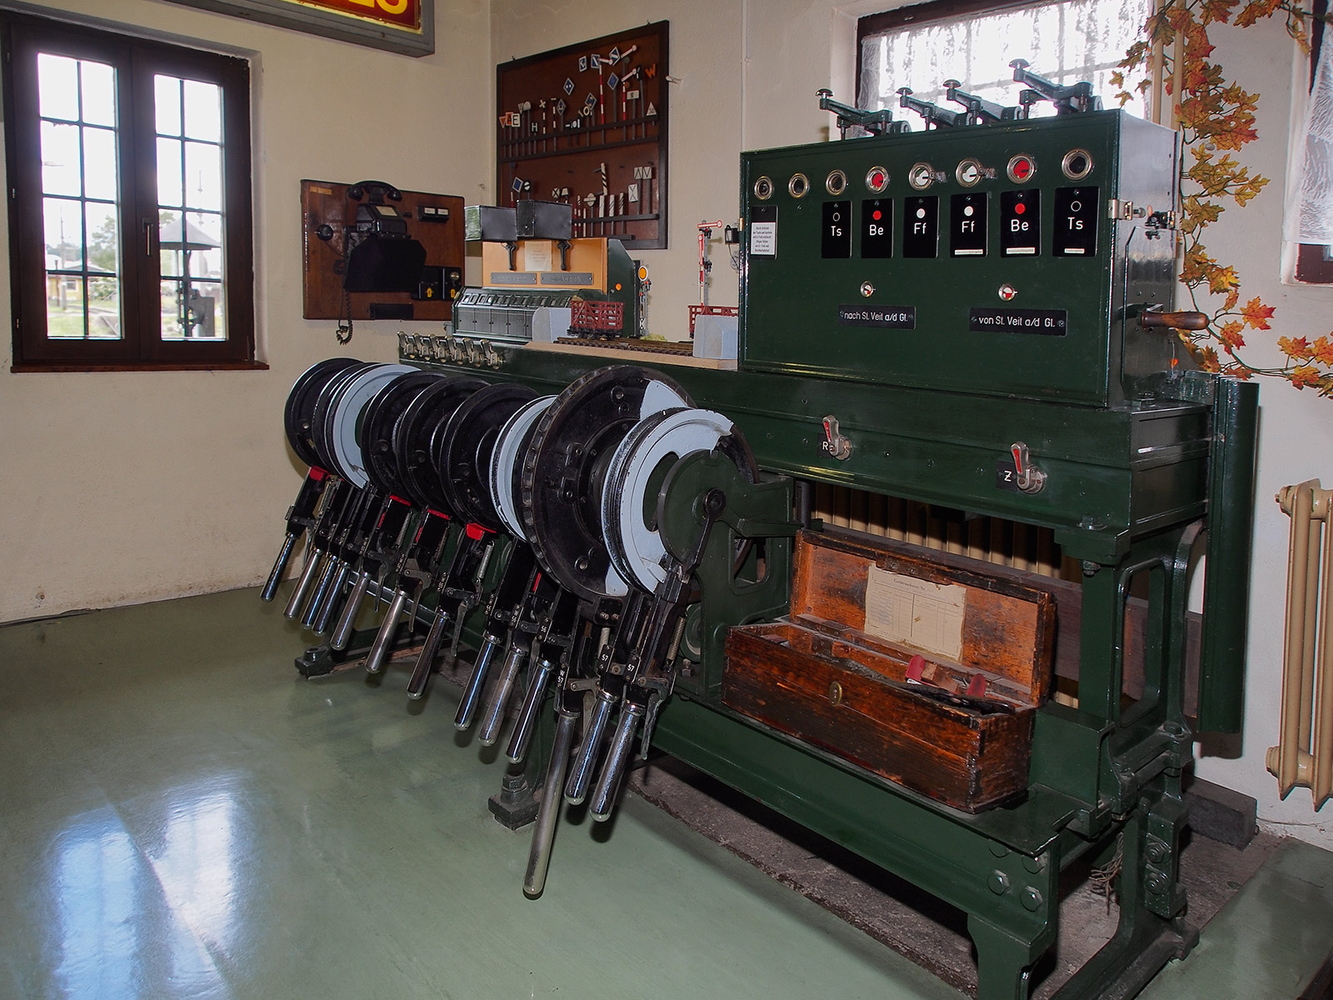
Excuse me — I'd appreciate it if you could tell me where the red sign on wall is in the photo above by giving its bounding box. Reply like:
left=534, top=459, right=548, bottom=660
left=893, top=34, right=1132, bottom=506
left=163, top=0, right=433, bottom=56
left=291, top=0, right=420, bottom=31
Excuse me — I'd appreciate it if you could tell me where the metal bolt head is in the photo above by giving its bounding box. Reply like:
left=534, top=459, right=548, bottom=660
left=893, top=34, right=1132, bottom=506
left=988, top=871, right=1010, bottom=895
left=1146, top=871, right=1170, bottom=895
left=828, top=680, right=844, bottom=706
left=1022, top=887, right=1043, bottom=912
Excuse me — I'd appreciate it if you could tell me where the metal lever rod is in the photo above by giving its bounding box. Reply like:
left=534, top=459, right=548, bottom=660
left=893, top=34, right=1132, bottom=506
left=262, top=468, right=330, bottom=602
left=449, top=543, right=537, bottom=715
left=564, top=679, right=620, bottom=805
left=524, top=694, right=581, bottom=898
left=312, top=560, right=352, bottom=634
left=283, top=543, right=324, bottom=620
left=897, top=87, right=967, bottom=128
left=588, top=696, right=646, bottom=821
left=369, top=510, right=453, bottom=681
left=407, top=528, right=499, bottom=700
left=364, top=588, right=409, bottom=675
left=478, top=640, right=530, bottom=746
left=815, top=88, right=908, bottom=138
left=1009, top=59, right=1101, bottom=114
left=943, top=79, right=1017, bottom=124
left=506, top=586, right=581, bottom=763
left=330, top=568, right=371, bottom=650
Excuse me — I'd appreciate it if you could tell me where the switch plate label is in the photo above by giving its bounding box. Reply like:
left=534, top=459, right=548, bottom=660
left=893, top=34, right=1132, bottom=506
left=969, top=307, right=1068, bottom=335
left=950, top=192, right=987, bottom=256
left=1053, top=186, right=1098, bottom=256
left=838, top=304, right=917, bottom=329
left=1000, top=189, right=1040, bottom=256
left=822, top=200, right=852, bottom=258
left=860, top=199, right=893, bottom=258
left=902, top=196, right=938, bottom=258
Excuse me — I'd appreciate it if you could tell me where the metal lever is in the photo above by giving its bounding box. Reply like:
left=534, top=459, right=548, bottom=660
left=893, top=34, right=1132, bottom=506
left=505, top=653, right=556, bottom=763
left=588, top=696, right=647, bottom=821
left=524, top=693, right=581, bottom=898
left=283, top=546, right=324, bottom=619
left=312, top=560, right=352, bottom=634
left=943, top=79, right=1018, bottom=124
left=565, top=680, right=620, bottom=805
left=897, top=87, right=968, bottom=128
left=478, top=640, right=530, bottom=746
left=301, top=556, right=341, bottom=629
left=1009, top=59, right=1101, bottom=115
left=364, top=589, right=409, bottom=675
left=1010, top=442, right=1047, bottom=494
left=261, top=533, right=299, bottom=603
left=330, top=568, right=371, bottom=650
left=815, top=88, right=908, bottom=138
left=454, top=631, right=503, bottom=727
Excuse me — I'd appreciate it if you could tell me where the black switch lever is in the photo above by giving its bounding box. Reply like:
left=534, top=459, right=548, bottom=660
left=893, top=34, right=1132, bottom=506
left=897, top=87, right=968, bottom=128
left=1009, top=59, right=1102, bottom=115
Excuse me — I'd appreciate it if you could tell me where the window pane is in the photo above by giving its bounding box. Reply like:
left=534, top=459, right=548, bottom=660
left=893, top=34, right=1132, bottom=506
left=82, top=126, right=117, bottom=201
left=155, top=75, right=182, bottom=137
left=87, top=276, right=121, bottom=338
left=184, top=141, right=222, bottom=211
left=44, top=197, right=84, bottom=270
left=157, top=136, right=184, bottom=208
left=85, top=202, right=118, bottom=275
left=46, top=276, right=85, bottom=339
left=159, top=209, right=226, bottom=342
left=182, top=79, right=221, bottom=142
left=80, top=60, right=115, bottom=127
left=37, top=53, right=79, bottom=121
left=40, top=121, right=81, bottom=196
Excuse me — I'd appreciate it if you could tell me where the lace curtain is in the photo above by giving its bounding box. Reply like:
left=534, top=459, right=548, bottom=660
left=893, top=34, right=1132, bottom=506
left=1288, top=36, right=1333, bottom=246
left=858, top=0, right=1154, bottom=122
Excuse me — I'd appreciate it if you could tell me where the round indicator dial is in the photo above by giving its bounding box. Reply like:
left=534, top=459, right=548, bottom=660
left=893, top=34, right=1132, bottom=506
left=753, top=175, right=774, bottom=200
left=1062, top=148, right=1094, bottom=180
left=908, top=162, right=935, bottom=191
left=1007, top=154, right=1036, bottom=183
left=788, top=172, right=809, bottom=198
left=826, top=169, right=848, bottom=195
left=956, top=158, right=984, bottom=187
left=864, top=166, right=889, bottom=194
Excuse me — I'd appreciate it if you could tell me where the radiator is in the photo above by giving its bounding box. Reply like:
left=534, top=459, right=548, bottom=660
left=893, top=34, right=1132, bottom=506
left=1267, top=479, right=1333, bottom=808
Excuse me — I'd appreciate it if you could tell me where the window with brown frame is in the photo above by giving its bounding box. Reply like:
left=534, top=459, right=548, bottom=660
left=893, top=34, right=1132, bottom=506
left=2, top=14, right=256, bottom=370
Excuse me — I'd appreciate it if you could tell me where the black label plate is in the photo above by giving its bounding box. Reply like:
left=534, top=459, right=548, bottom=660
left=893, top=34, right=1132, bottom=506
left=969, top=307, right=1068, bottom=335
left=838, top=305, right=917, bottom=329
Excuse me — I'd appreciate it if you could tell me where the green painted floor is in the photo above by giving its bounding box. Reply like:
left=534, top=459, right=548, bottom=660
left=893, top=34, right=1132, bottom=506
left=1, top=587, right=1330, bottom=1000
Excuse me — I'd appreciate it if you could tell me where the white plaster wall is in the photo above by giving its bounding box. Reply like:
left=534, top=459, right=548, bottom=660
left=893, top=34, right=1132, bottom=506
left=0, top=0, right=492, bottom=622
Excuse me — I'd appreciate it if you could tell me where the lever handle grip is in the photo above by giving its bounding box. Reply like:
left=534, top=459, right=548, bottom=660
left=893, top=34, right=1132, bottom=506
left=312, top=561, right=351, bottom=634
left=565, top=689, right=615, bottom=805
left=364, top=589, right=408, bottom=675
left=283, top=548, right=324, bottom=620
left=451, top=631, right=500, bottom=724
left=407, top=604, right=453, bottom=700
left=589, top=700, right=645, bottom=822
left=524, top=703, right=580, bottom=898
left=301, top=557, right=341, bottom=629
left=330, top=570, right=370, bottom=651
left=261, top=533, right=298, bottom=602
left=1141, top=310, right=1208, bottom=331
left=479, top=642, right=529, bottom=746
left=505, top=658, right=556, bottom=763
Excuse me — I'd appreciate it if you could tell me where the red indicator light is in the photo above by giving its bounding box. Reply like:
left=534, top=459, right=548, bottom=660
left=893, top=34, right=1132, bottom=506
left=872, top=210, right=882, bottom=220
left=1015, top=203, right=1026, bottom=215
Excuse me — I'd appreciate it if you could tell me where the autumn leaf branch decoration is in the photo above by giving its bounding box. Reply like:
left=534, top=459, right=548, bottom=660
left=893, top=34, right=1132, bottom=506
left=1115, top=0, right=1333, bottom=395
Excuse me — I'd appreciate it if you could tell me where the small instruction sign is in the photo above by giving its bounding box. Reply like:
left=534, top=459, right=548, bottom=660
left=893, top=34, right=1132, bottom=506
left=969, top=307, right=1068, bottom=336
left=837, top=305, right=917, bottom=329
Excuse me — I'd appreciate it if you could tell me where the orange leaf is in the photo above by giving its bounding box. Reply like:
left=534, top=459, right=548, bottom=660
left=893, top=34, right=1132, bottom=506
left=1290, top=366, right=1322, bottom=389
left=1240, top=296, right=1275, bottom=330
left=1278, top=336, right=1311, bottom=360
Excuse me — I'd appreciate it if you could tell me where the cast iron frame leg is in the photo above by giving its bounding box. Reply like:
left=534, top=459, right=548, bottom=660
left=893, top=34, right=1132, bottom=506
left=968, top=915, right=1037, bottom=1000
